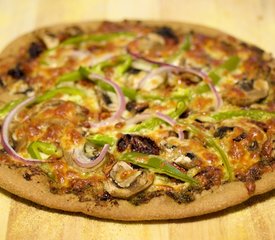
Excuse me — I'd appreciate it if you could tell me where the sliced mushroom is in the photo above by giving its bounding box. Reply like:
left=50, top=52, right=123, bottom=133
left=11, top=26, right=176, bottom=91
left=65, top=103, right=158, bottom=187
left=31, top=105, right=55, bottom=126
left=224, top=78, right=269, bottom=106
left=104, top=161, right=154, bottom=198
left=39, top=32, right=60, bottom=49
left=110, top=161, right=142, bottom=188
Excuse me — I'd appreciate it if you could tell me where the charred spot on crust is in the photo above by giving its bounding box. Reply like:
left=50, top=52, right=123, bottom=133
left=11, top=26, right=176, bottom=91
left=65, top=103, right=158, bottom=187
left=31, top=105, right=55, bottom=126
left=23, top=172, right=32, bottom=181
left=28, top=42, right=45, bottom=59
left=129, top=190, right=163, bottom=206
left=7, top=64, right=25, bottom=79
left=117, top=134, right=160, bottom=155
left=214, top=126, right=234, bottom=139
left=233, top=132, right=247, bottom=142
left=99, top=192, right=112, bottom=201
left=155, top=26, right=178, bottom=43
left=126, top=100, right=149, bottom=114
left=165, top=190, right=195, bottom=204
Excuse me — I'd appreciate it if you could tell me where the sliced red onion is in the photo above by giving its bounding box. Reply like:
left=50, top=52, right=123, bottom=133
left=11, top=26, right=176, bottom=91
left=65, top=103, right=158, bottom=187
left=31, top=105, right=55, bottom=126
left=155, top=112, right=184, bottom=140
left=124, top=113, right=151, bottom=126
left=127, top=38, right=222, bottom=109
left=88, top=73, right=126, bottom=128
left=1, top=97, right=43, bottom=163
left=72, top=144, right=109, bottom=168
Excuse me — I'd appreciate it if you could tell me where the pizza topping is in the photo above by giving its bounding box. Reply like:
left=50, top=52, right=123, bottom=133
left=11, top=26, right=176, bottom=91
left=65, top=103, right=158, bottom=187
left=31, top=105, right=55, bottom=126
left=71, top=144, right=109, bottom=168
left=155, top=26, right=178, bottom=43
left=28, top=42, right=45, bottom=59
left=0, top=97, right=44, bottom=163
left=104, top=169, right=154, bottom=198
left=117, top=134, right=160, bottom=155
left=7, top=64, right=25, bottom=79
left=126, top=100, right=149, bottom=114
left=109, top=161, right=142, bottom=187
left=27, top=141, right=62, bottom=160
left=119, top=152, right=198, bottom=185
left=214, top=126, right=234, bottom=139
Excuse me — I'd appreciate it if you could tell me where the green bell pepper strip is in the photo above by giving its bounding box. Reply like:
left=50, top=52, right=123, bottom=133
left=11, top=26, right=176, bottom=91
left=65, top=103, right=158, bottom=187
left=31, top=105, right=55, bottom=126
left=119, top=152, right=198, bottom=185
left=27, top=141, right=62, bottom=160
left=60, top=32, right=135, bottom=46
left=193, top=56, right=240, bottom=94
left=211, top=109, right=275, bottom=121
left=129, top=101, right=187, bottom=132
left=86, top=134, right=116, bottom=147
left=187, top=125, right=234, bottom=181
left=33, top=87, right=86, bottom=104
left=79, top=66, right=137, bottom=100
left=0, top=98, right=25, bottom=119
left=41, top=32, right=135, bottom=63
left=114, top=55, right=132, bottom=76
left=167, top=34, right=191, bottom=63
left=56, top=70, right=82, bottom=85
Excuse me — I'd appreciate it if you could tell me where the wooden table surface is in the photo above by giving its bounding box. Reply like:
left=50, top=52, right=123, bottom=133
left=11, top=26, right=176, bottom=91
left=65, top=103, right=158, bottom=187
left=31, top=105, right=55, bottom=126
left=0, top=0, right=274, bottom=239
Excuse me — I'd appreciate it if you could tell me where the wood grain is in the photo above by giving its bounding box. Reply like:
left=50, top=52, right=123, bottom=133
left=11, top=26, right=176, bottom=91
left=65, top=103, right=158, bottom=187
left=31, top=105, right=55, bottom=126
left=0, top=0, right=274, bottom=239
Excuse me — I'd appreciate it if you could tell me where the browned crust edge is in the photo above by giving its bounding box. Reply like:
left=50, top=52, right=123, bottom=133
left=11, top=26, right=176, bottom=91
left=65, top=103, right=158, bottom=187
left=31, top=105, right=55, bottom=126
left=0, top=20, right=274, bottom=221
left=0, top=164, right=274, bottom=221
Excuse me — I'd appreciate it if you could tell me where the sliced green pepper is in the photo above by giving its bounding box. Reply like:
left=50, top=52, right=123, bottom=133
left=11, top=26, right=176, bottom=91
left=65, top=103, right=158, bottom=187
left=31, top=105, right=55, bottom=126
left=56, top=70, right=82, bottom=85
left=60, top=32, right=135, bottom=46
left=193, top=56, right=240, bottom=94
left=187, top=125, right=234, bottom=181
left=0, top=98, right=25, bottom=119
left=168, top=34, right=191, bottom=63
left=211, top=109, right=275, bottom=121
left=34, top=87, right=85, bottom=104
left=79, top=66, right=137, bottom=100
left=119, top=152, right=198, bottom=185
left=114, top=55, right=132, bottom=76
left=27, top=141, right=62, bottom=160
left=86, top=134, right=116, bottom=146
left=129, top=101, right=187, bottom=132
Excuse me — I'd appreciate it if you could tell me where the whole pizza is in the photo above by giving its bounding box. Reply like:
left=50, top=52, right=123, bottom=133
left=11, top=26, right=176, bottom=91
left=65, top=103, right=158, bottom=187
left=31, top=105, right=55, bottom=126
left=0, top=21, right=274, bottom=221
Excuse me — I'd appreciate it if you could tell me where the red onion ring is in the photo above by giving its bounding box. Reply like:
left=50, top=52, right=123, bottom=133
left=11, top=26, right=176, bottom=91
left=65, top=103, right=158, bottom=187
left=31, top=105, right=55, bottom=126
left=88, top=73, right=126, bottom=128
left=1, top=97, right=43, bottom=163
left=127, top=38, right=222, bottom=109
left=155, top=112, right=184, bottom=140
left=72, top=144, right=109, bottom=168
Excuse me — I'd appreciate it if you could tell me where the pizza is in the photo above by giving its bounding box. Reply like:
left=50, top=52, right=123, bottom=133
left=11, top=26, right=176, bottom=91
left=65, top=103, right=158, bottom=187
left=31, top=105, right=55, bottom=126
left=0, top=20, right=274, bottom=221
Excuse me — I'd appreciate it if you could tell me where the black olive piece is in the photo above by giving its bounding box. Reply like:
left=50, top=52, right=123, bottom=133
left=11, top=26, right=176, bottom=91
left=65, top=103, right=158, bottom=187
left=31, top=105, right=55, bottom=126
left=237, top=79, right=254, bottom=91
left=7, top=64, right=25, bottom=79
left=15, top=87, right=34, bottom=95
left=127, top=68, right=141, bottom=74
left=185, top=152, right=196, bottom=160
left=102, top=92, right=112, bottom=105
left=126, top=100, right=149, bottom=114
left=247, top=141, right=259, bottom=151
left=155, top=26, right=178, bottom=42
left=179, top=110, right=189, bottom=119
left=214, top=126, right=234, bottom=139
left=100, top=192, right=112, bottom=201
left=28, top=42, right=44, bottom=59
left=233, top=132, right=247, bottom=142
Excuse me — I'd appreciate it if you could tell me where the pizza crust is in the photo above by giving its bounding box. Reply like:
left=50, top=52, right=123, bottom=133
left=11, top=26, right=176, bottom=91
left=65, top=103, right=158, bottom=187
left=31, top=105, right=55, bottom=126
left=0, top=163, right=274, bottom=221
left=0, top=21, right=274, bottom=221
